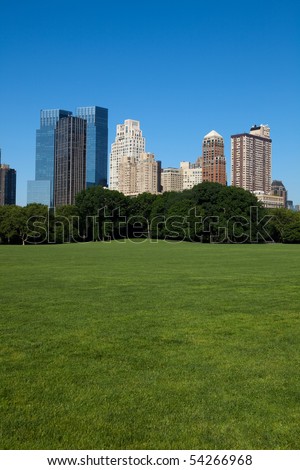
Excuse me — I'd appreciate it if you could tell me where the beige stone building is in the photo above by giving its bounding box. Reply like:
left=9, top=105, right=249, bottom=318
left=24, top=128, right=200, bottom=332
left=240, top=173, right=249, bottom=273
left=118, top=152, right=161, bottom=196
left=254, top=191, right=285, bottom=209
left=180, top=159, right=202, bottom=190
left=118, top=156, right=138, bottom=195
left=136, top=153, right=161, bottom=195
left=110, top=119, right=145, bottom=191
left=161, top=168, right=183, bottom=193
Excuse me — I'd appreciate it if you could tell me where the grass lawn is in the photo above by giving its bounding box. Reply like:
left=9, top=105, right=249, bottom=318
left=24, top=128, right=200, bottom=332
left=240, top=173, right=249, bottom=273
left=0, top=240, right=299, bottom=449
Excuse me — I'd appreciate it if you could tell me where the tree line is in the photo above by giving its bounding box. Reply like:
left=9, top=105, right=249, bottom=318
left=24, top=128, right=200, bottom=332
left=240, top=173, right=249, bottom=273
left=0, top=183, right=299, bottom=244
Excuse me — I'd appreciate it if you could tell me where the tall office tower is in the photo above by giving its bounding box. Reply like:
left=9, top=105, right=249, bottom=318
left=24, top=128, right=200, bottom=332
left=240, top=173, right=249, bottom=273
left=202, top=130, right=226, bottom=185
left=161, top=168, right=183, bottom=193
left=110, top=119, right=145, bottom=191
left=231, top=124, right=272, bottom=193
left=76, top=106, right=108, bottom=187
left=180, top=159, right=203, bottom=190
left=0, top=163, right=16, bottom=205
left=28, top=109, right=72, bottom=206
left=136, top=152, right=162, bottom=194
left=54, top=116, right=86, bottom=206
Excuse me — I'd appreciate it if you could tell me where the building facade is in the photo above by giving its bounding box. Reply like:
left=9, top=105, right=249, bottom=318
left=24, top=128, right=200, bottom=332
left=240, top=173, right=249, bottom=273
left=28, top=106, right=108, bottom=206
left=231, top=124, right=272, bottom=193
left=76, top=106, right=108, bottom=188
left=180, top=159, right=203, bottom=190
left=118, top=152, right=161, bottom=196
left=54, top=116, right=86, bottom=206
left=161, top=168, right=183, bottom=193
left=0, top=163, right=16, bottom=205
left=254, top=191, right=285, bottom=209
left=136, top=152, right=161, bottom=195
left=30, top=109, right=72, bottom=206
left=118, top=156, right=137, bottom=195
left=27, top=180, right=51, bottom=206
left=110, top=119, right=145, bottom=191
left=202, top=130, right=226, bottom=185
left=270, top=180, right=287, bottom=208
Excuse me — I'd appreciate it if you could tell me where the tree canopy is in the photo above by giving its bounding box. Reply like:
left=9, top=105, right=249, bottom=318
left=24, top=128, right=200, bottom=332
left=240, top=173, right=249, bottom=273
left=1, top=184, right=299, bottom=244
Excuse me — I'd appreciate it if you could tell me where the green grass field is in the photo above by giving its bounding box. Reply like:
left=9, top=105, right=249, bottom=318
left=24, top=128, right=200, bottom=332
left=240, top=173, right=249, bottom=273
left=0, top=241, right=299, bottom=449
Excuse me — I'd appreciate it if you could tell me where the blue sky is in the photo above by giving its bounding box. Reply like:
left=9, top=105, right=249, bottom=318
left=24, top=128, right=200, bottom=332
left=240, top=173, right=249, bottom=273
left=1, top=0, right=299, bottom=206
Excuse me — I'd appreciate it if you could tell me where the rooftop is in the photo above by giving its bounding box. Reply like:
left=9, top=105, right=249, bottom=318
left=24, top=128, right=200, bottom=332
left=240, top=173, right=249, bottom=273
left=203, top=130, right=223, bottom=139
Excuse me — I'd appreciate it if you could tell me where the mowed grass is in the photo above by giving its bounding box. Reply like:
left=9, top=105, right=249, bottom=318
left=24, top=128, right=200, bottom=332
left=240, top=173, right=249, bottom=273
left=0, top=241, right=299, bottom=450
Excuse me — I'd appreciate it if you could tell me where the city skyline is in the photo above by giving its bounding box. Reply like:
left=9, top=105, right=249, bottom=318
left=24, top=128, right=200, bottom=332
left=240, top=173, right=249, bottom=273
left=1, top=1, right=299, bottom=206
left=3, top=110, right=297, bottom=207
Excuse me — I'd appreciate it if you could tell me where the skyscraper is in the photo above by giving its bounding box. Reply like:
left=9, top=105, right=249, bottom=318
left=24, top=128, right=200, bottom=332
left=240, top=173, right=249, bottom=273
left=28, top=109, right=72, bottom=206
left=54, top=116, right=86, bottom=206
left=76, top=106, right=108, bottom=187
left=28, top=106, right=108, bottom=206
left=0, top=163, right=16, bottom=205
left=110, top=119, right=145, bottom=191
left=202, top=130, right=226, bottom=185
left=231, top=124, right=272, bottom=193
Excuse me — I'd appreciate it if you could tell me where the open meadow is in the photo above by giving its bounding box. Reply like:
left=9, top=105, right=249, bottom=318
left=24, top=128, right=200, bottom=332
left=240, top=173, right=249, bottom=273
left=0, top=241, right=299, bottom=449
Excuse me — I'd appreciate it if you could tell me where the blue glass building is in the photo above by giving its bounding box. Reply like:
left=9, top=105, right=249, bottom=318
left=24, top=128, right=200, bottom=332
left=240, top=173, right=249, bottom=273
left=76, top=106, right=108, bottom=187
left=27, top=109, right=72, bottom=206
left=28, top=106, right=108, bottom=206
left=27, top=180, right=51, bottom=206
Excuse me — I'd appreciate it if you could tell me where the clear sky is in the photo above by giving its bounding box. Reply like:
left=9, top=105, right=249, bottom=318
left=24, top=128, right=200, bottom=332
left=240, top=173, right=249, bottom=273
left=1, top=0, right=299, bottom=206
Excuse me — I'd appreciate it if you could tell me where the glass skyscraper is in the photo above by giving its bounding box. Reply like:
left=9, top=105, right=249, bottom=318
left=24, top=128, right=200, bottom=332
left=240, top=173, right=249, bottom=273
left=28, top=109, right=72, bottom=206
left=28, top=106, right=108, bottom=206
left=54, top=116, right=86, bottom=206
left=76, top=106, right=108, bottom=187
left=0, top=164, right=16, bottom=205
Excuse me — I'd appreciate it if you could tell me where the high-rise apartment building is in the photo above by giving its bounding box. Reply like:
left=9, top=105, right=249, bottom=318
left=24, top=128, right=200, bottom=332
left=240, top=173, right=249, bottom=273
left=110, top=119, right=145, bottom=191
left=28, top=106, right=108, bottom=206
left=202, top=131, right=226, bottom=185
left=118, top=156, right=137, bottom=195
left=76, top=106, right=108, bottom=187
left=0, top=160, right=16, bottom=206
left=118, top=152, right=161, bottom=196
left=180, top=159, right=203, bottom=190
left=136, top=152, right=161, bottom=195
left=161, top=168, right=183, bottom=193
left=54, top=116, right=86, bottom=206
left=231, top=124, right=272, bottom=193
